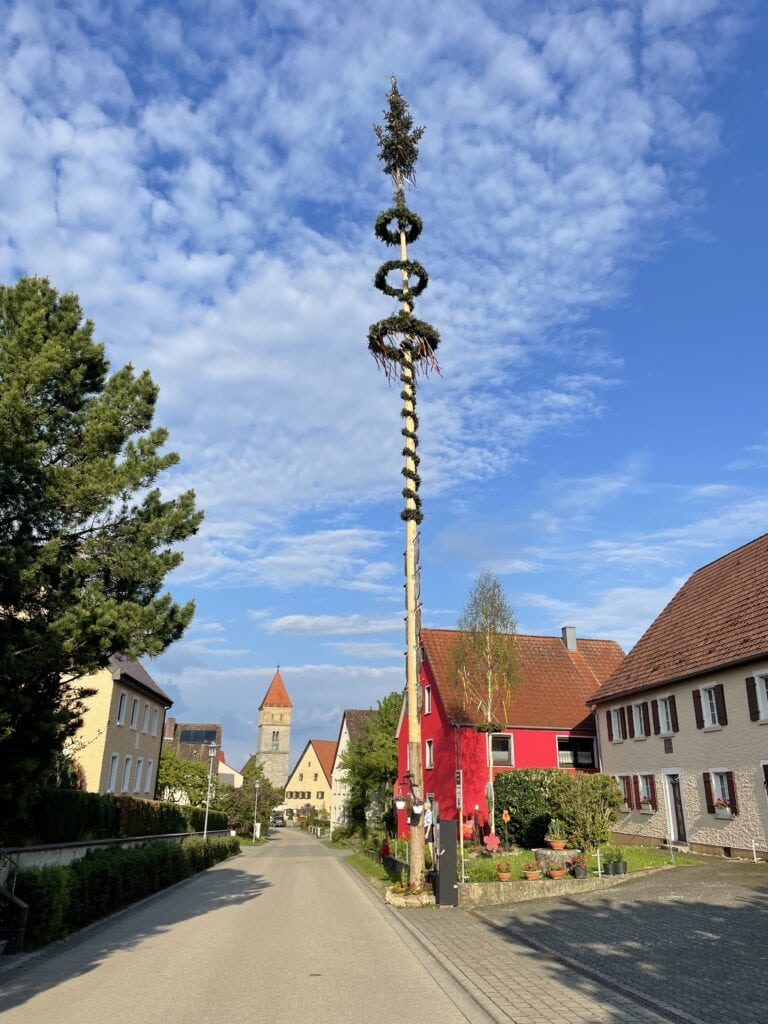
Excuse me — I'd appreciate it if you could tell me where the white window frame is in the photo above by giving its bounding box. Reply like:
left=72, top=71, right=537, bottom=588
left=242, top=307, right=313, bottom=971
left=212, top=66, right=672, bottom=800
left=425, top=739, right=434, bottom=769
left=610, top=708, right=624, bottom=743
left=632, top=703, right=646, bottom=738
left=658, top=696, right=673, bottom=735
left=424, top=685, right=432, bottom=715
left=141, top=703, right=150, bottom=733
left=129, top=697, right=140, bottom=730
left=756, top=674, right=768, bottom=722
left=490, top=733, right=514, bottom=767
left=116, top=691, right=128, bottom=726
left=145, top=758, right=154, bottom=794
left=134, top=757, right=144, bottom=792
left=615, top=774, right=632, bottom=810
left=107, top=753, right=120, bottom=792
left=121, top=755, right=132, bottom=793
left=701, top=685, right=719, bottom=727
left=710, top=769, right=731, bottom=812
left=151, top=707, right=159, bottom=736
left=638, top=773, right=654, bottom=811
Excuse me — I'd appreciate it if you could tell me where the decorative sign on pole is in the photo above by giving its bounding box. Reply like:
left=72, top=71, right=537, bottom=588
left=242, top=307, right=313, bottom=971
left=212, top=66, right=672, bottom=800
left=455, top=769, right=463, bottom=811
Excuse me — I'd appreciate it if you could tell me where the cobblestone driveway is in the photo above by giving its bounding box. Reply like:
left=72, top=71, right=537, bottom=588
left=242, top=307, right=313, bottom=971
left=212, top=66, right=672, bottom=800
left=476, top=858, right=768, bottom=1024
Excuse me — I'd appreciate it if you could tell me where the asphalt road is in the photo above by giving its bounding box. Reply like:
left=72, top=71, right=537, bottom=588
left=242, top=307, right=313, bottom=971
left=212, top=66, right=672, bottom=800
left=0, top=830, right=482, bottom=1024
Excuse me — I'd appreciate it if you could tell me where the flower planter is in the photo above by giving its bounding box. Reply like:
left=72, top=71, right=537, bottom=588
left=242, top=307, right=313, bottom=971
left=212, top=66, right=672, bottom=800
left=571, top=866, right=588, bottom=879
left=546, top=838, right=567, bottom=851
left=714, top=807, right=731, bottom=818
left=613, top=860, right=627, bottom=875
left=523, top=870, right=542, bottom=881
left=394, top=799, right=406, bottom=811
left=603, top=861, right=616, bottom=875
left=497, top=872, right=511, bottom=882
left=412, top=803, right=424, bottom=815
left=548, top=868, right=566, bottom=879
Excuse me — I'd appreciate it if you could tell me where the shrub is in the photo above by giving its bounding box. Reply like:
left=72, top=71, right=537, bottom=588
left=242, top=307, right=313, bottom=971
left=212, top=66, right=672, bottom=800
left=493, top=769, right=562, bottom=848
left=13, top=865, right=70, bottom=948
left=550, top=772, right=623, bottom=851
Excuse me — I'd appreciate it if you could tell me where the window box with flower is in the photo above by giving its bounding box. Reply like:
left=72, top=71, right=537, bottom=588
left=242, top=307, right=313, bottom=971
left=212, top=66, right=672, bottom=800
left=639, top=796, right=654, bottom=814
left=713, top=799, right=731, bottom=818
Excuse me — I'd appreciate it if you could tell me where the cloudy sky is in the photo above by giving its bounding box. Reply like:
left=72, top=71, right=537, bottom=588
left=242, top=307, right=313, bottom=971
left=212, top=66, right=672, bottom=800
left=2, top=0, right=766, bottom=771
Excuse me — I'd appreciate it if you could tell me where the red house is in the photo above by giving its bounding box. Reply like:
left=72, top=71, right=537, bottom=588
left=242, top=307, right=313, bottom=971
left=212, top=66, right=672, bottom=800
left=394, top=626, right=624, bottom=833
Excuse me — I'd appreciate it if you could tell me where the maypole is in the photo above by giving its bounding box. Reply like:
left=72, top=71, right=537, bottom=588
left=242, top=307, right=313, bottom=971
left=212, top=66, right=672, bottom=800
left=368, top=78, right=441, bottom=884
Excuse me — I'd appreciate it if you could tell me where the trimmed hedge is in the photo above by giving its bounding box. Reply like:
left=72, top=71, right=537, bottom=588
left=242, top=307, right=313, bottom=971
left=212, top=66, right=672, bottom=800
left=14, top=836, right=240, bottom=950
left=493, top=768, right=562, bottom=848
left=12, top=790, right=228, bottom=845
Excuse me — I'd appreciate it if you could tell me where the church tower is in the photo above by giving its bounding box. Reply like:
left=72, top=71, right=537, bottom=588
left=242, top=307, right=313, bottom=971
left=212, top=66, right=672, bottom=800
left=255, top=668, right=292, bottom=789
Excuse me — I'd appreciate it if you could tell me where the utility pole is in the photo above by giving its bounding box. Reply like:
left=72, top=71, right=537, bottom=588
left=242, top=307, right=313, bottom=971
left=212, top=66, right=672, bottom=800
left=203, top=744, right=218, bottom=840
left=252, top=781, right=261, bottom=842
left=368, top=78, right=441, bottom=884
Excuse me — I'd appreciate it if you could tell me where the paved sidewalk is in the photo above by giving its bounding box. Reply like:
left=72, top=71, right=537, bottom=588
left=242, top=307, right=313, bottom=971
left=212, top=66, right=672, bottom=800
left=475, top=858, right=768, bottom=1024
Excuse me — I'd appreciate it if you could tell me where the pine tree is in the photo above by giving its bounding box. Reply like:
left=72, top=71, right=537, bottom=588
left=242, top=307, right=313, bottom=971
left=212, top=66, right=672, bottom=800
left=368, top=79, right=441, bottom=883
left=0, top=276, right=203, bottom=830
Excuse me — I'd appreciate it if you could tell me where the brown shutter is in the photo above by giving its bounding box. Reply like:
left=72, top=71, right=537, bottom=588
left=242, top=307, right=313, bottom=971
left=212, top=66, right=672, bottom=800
left=648, top=774, right=658, bottom=810
left=670, top=695, right=679, bottom=733
left=746, top=677, right=759, bottom=721
left=626, top=705, right=635, bottom=739
left=619, top=706, right=627, bottom=740
left=651, top=699, right=660, bottom=735
left=693, top=689, right=704, bottom=729
left=702, top=772, right=715, bottom=813
left=763, top=764, right=768, bottom=795
left=606, top=709, right=613, bottom=742
left=714, top=683, right=728, bottom=726
left=632, top=775, right=642, bottom=809
left=725, top=772, right=739, bottom=816
left=642, top=702, right=651, bottom=737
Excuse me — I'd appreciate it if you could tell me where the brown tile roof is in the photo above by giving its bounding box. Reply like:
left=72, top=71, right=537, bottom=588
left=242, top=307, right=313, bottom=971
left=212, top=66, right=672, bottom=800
left=592, top=532, right=768, bottom=703
left=343, top=709, right=374, bottom=743
left=109, top=655, right=172, bottom=707
left=259, top=669, right=292, bottom=709
left=421, top=628, right=623, bottom=730
left=311, top=739, right=337, bottom=785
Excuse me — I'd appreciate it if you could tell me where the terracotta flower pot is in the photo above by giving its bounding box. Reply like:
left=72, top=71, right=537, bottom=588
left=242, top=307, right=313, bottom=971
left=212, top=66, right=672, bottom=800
left=523, top=870, right=542, bottom=881
left=548, top=868, right=565, bottom=879
left=497, top=871, right=511, bottom=882
left=546, top=838, right=567, bottom=851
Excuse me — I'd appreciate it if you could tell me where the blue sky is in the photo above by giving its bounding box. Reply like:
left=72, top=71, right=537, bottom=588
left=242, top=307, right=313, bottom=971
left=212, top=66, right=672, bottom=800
left=2, top=1, right=766, bottom=772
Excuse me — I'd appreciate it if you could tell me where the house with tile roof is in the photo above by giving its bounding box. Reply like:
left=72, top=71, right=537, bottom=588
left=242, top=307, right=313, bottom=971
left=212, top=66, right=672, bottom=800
left=68, top=655, right=172, bottom=797
left=590, top=533, right=768, bottom=860
left=395, top=626, right=624, bottom=834
left=284, top=739, right=337, bottom=823
left=330, top=709, right=375, bottom=836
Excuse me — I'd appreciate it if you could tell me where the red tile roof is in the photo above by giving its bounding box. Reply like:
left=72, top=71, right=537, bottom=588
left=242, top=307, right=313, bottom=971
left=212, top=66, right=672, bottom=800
left=421, top=628, right=624, bottom=729
left=592, top=532, right=768, bottom=703
left=311, top=739, right=337, bottom=785
left=259, top=669, right=292, bottom=709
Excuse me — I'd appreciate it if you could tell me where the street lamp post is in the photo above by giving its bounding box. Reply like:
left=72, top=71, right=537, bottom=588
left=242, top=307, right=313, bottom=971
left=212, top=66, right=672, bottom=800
left=203, top=744, right=218, bottom=840
left=252, top=782, right=261, bottom=843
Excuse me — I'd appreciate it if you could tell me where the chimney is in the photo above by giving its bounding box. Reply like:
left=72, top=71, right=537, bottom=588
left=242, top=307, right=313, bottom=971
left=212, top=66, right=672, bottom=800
left=561, top=626, right=577, bottom=652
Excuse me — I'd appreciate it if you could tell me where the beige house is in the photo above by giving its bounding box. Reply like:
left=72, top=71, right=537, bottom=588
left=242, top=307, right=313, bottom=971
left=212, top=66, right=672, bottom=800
left=329, top=709, right=373, bottom=836
left=70, top=655, right=172, bottom=797
left=592, top=533, right=768, bottom=859
left=284, top=739, right=336, bottom=823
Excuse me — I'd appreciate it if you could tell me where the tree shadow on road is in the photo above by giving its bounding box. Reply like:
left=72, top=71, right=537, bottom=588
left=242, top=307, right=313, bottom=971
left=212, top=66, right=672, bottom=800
left=0, top=855, right=271, bottom=1013
left=476, top=861, right=768, bottom=1024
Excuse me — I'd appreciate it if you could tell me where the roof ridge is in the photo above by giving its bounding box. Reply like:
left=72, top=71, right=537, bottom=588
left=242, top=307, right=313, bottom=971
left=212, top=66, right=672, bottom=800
left=688, top=530, right=768, bottom=576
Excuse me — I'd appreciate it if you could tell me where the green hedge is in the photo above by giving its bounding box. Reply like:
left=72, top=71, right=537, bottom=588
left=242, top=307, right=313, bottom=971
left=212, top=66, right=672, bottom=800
left=15, top=836, right=240, bottom=950
left=493, top=768, right=562, bottom=848
left=12, top=790, right=228, bottom=845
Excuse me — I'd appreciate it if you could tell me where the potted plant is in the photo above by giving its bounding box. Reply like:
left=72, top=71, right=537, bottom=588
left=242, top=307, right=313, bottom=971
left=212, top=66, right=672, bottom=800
left=601, top=845, right=617, bottom=875
left=548, top=865, right=566, bottom=879
left=714, top=798, right=731, bottom=818
left=545, top=818, right=568, bottom=850
left=569, top=852, right=588, bottom=879
left=394, top=795, right=407, bottom=811
left=411, top=800, right=424, bottom=815
left=607, top=846, right=627, bottom=874
left=639, top=796, right=653, bottom=812
left=522, top=860, right=542, bottom=881
left=496, top=862, right=512, bottom=881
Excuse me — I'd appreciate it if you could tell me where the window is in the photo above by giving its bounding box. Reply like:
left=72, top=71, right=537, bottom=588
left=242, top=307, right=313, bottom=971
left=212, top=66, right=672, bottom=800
left=313, top=773, right=318, bottom=781
left=179, top=728, right=217, bottom=744
left=299, top=773, right=303, bottom=781
left=557, top=736, right=596, bottom=768
left=425, top=739, right=434, bottom=769
left=151, top=707, right=159, bottom=736
left=141, top=703, right=150, bottom=733
left=746, top=675, right=768, bottom=722
left=607, top=707, right=627, bottom=742
left=116, top=691, right=127, bottom=725
left=490, top=734, right=513, bottom=766
left=703, top=770, right=738, bottom=815
left=316, top=791, right=324, bottom=800
left=694, top=684, right=727, bottom=729
left=637, top=773, right=655, bottom=810
left=134, top=758, right=144, bottom=792
left=616, top=775, right=632, bottom=808
left=271, top=730, right=279, bottom=751
left=121, top=756, right=132, bottom=793
left=130, top=698, right=139, bottom=729
left=107, top=753, right=120, bottom=792
left=424, top=685, right=432, bottom=715
left=632, top=703, right=648, bottom=738
left=145, top=758, right=154, bottom=794
left=654, top=696, right=677, bottom=735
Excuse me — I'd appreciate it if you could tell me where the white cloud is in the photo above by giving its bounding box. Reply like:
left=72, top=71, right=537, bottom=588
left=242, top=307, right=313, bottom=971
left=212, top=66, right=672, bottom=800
left=260, top=613, right=402, bottom=636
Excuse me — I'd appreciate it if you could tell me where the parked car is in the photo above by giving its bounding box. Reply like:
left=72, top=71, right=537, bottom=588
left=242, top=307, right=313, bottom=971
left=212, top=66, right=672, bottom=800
left=271, top=814, right=285, bottom=827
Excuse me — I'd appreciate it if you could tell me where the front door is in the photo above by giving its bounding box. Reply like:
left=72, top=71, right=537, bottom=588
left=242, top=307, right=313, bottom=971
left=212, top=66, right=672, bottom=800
left=667, top=773, right=687, bottom=842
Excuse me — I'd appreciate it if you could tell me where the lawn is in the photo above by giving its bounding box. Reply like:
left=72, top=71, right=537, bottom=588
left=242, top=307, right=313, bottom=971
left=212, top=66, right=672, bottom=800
left=461, top=844, right=700, bottom=881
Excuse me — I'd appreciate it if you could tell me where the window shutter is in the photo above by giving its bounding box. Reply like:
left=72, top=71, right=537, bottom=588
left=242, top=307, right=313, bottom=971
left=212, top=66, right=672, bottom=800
left=702, top=772, right=714, bottom=813
left=648, top=774, right=658, bottom=810
left=651, top=699, right=660, bottom=735
left=714, top=684, right=728, bottom=726
left=606, top=709, right=613, bottom=742
left=693, top=689, right=704, bottom=730
left=626, top=706, right=635, bottom=739
left=763, top=764, right=768, bottom=795
left=622, top=776, right=632, bottom=809
left=632, top=775, right=642, bottom=809
left=642, top=702, right=651, bottom=736
left=746, top=677, right=759, bottom=722
left=725, top=772, right=739, bottom=816
left=619, top=706, right=627, bottom=740
left=670, top=695, right=679, bottom=733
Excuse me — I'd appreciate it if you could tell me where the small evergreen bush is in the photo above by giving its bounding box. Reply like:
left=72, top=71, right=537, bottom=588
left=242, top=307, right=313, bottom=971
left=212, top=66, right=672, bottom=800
left=493, top=769, right=562, bottom=848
